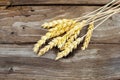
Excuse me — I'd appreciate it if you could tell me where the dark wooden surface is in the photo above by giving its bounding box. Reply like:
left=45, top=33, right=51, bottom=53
left=0, top=0, right=111, bottom=5
left=0, top=0, right=120, bottom=80
left=0, top=44, right=120, bottom=80
left=0, top=6, right=120, bottom=44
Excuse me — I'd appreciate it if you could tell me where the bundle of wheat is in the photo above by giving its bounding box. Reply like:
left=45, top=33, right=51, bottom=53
left=33, top=0, right=120, bottom=60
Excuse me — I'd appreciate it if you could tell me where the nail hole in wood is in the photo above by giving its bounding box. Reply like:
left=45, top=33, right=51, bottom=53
left=31, top=9, right=35, bottom=12
left=8, top=67, right=14, bottom=74
left=11, top=32, right=15, bottom=35
left=24, top=14, right=30, bottom=17
left=22, top=26, right=25, bottom=29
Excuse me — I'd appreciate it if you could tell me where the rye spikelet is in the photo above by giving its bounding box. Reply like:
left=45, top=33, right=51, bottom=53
left=81, top=22, right=94, bottom=50
left=55, top=37, right=84, bottom=60
left=57, top=20, right=86, bottom=49
left=38, top=37, right=61, bottom=56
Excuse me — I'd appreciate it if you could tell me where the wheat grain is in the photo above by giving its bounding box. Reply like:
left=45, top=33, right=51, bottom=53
left=81, top=22, right=94, bottom=50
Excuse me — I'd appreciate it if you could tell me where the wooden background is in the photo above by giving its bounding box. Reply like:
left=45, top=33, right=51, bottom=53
left=0, top=0, right=120, bottom=80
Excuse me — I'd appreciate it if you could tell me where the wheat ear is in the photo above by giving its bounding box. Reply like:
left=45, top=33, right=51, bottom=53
left=33, top=30, right=61, bottom=53
left=33, top=32, right=52, bottom=53
left=60, top=29, right=80, bottom=50
left=38, top=37, right=61, bottom=56
left=33, top=19, right=76, bottom=53
left=57, top=20, right=86, bottom=49
left=46, top=19, right=76, bottom=38
left=55, top=37, right=84, bottom=60
left=48, top=19, right=76, bottom=36
left=42, top=20, right=61, bottom=29
left=42, top=19, right=74, bottom=29
left=81, top=22, right=94, bottom=50
left=57, top=23, right=77, bottom=48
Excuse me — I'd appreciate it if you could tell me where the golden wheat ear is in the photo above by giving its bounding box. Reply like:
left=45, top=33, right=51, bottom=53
left=81, top=22, right=94, bottom=50
left=55, top=37, right=83, bottom=60
left=41, top=19, right=63, bottom=29
left=59, top=20, right=86, bottom=50
left=57, top=22, right=78, bottom=49
left=33, top=32, right=53, bottom=53
left=48, top=19, right=77, bottom=34
left=37, top=37, right=61, bottom=56
left=33, top=19, right=75, bottom=53
left=42, top=19, right=72, bottom=29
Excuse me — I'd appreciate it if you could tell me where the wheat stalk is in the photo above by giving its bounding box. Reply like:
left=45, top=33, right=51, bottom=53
left=74, top=0, right=118, bottom=21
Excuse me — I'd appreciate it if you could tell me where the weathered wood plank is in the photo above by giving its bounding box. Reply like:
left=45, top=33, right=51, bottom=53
left=0, top=0, right=112, bottom=6
left=0, top=6, right=120, bottom=44
left=0, top=44, right=120, bottom=80
left=0, top=44, right=120, bottom=59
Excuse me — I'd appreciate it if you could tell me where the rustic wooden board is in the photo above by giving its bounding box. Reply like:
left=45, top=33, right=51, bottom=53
left=0, top=44, right=120, bottom=80
left=0, top=3, right=120, bottom=80
left=0, top=0, right=112, bottom=6
left=0, top=44, right=120, bottom=59
left=0, top=6, right=120, bottom=44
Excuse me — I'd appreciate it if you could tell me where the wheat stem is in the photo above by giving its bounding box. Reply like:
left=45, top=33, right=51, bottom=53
left=81, top=8, right=120, bottom=44
left=74, top=0, right=118, bottom=21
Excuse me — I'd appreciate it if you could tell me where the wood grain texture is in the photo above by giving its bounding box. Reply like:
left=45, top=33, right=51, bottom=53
left=0, top=0, right=112, bottom=6
left=0, top=6, right=120, bottom=44
left=0, top=44, right=120, bottom=80
left=0, top=1, right=120, bottom=80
